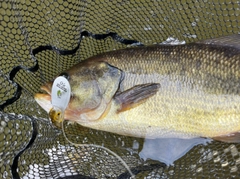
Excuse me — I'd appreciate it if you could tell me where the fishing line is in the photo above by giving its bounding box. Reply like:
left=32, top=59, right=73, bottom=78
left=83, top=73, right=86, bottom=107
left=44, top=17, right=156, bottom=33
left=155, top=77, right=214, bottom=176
left=61, top=120, right=135, bottom=178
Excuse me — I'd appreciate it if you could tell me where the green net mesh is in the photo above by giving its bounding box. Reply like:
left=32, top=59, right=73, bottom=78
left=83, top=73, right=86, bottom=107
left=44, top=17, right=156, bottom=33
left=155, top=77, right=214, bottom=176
left=0, top=0, right=240, bottom=178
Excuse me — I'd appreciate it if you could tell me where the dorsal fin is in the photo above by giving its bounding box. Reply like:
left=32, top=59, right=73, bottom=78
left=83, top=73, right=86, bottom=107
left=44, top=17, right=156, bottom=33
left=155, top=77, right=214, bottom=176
left=196, top=34, right=240, bottom=49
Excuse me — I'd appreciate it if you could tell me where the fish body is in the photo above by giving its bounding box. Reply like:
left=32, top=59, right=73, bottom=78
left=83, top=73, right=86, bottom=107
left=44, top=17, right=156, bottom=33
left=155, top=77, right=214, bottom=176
left=35, top=35, right=240, bottom=142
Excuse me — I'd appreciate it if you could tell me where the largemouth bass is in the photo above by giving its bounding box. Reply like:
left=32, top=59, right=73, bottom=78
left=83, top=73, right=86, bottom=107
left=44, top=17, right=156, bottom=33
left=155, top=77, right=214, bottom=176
left=35, top=35, right=240, bottom=142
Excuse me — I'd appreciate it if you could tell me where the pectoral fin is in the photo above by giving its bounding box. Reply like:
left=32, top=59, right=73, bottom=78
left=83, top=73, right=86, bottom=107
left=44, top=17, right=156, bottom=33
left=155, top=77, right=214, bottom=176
left=114, top=83, right=160, bottom=112
left=213, top=132, right=240, bottom=143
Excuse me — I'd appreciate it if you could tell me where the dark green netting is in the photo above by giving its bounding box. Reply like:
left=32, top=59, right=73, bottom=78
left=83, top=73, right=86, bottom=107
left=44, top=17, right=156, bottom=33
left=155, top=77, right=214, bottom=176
left=0, top=0, right=240, bottom=178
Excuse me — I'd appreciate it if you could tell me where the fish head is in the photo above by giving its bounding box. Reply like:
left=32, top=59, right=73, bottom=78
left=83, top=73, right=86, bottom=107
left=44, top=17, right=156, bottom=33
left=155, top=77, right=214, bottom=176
left=34, top=60, right=123, bottom=126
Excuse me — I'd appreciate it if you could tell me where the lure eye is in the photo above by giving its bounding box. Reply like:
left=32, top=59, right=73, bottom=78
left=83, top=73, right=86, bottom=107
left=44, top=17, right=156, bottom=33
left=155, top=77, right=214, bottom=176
left=49, top=107, right=64, bottom=129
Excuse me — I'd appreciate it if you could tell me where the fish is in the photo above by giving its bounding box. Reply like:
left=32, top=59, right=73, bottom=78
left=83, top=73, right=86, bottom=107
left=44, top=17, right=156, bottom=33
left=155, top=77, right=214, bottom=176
left=35, top=35, right=240, bottom=143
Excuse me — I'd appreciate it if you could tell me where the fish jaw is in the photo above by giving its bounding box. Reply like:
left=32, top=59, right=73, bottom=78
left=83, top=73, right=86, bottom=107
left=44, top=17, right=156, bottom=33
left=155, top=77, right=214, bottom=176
left=35, top=92, right=69, bottom=128
left=34, top=93, right=52, bottom=113
left=34, top=92, right=91, bottom=123
left=40, top=82, right=52, bottom=95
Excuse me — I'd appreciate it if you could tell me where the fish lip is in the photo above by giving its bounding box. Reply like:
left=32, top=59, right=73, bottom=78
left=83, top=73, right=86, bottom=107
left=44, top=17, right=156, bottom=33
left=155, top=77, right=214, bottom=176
left=34, top=93, right=52, bottom=113
left=40, top=82, right=52, bottom=95
left=34, top=92, right=49, bottom=100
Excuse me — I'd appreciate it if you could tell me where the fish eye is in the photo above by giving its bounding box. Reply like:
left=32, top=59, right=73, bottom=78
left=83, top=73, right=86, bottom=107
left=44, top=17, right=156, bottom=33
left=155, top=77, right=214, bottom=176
left=57, top=112, right=60, bottom=116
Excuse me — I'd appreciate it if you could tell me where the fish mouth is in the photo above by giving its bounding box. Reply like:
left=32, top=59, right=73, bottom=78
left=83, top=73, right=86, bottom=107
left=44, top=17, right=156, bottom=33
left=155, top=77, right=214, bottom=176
left=40, top=82, right=52, bottom=95
left=35, top=85, right=68, bottom=129
left=35, top=93, right=64, bottom=129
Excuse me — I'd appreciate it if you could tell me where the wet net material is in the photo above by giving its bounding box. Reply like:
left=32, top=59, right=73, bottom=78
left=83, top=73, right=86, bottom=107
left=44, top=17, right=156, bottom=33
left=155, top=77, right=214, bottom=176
left=0, top=0, right=240, bottom=178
